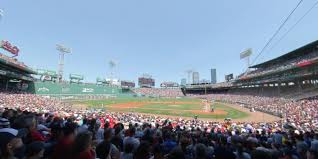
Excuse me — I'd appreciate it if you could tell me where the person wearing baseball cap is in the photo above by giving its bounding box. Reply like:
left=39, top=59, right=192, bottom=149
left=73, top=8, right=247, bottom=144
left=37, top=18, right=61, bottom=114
left=0, top=128, right=24, bottom=159
left=0, top=117, right=10, bottom=128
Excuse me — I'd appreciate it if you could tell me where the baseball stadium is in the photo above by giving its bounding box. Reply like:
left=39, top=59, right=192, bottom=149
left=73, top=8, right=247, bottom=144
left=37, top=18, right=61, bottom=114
left=1, top=37, right=317, bottom=158
left=2, top=1, right=318, bottom=159
left=2, top=39, right=318, bottom=123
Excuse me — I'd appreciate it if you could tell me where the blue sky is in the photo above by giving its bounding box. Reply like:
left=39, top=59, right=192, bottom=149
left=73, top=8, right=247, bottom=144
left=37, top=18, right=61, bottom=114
left=1, top=0, right=318, bottom=86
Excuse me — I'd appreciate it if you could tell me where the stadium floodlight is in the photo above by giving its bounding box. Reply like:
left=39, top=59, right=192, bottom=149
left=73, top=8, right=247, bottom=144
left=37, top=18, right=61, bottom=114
left=108, top=59, right=118, bottom=85
left=109, top=59, right=117, bottom=69
left=240, top=48, right=252, bottom=71
left=56, top=44, right=72, bottom=82
left=56, top=44, right=71, bottom=53
left=0, top=9, right=4, bottom=21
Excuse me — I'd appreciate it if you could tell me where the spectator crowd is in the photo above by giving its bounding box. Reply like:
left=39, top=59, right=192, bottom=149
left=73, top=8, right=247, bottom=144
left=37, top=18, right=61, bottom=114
left=239, top=51, right=318, bottom=80
left=133, top=88, right=184, bottom=98
left=2, top=92, right=318, bottom=159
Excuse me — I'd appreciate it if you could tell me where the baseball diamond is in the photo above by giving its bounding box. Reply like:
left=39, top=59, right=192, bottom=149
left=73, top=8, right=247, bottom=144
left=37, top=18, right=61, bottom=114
left=2, top=2, right=318, bottom=158
left=71, top=97, right=280, bottom=122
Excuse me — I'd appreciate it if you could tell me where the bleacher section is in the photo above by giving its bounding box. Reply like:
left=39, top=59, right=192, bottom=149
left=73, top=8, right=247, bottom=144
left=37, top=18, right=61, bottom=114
left=132, top=88, right=184, bottom=97
left=185, top=40, right=318, bottom=100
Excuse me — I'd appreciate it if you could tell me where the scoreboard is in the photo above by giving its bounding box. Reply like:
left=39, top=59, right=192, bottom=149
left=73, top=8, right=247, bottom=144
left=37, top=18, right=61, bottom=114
left=138, top=77, right=155, bottom=88
left=121, top=81, right=135, bottom=88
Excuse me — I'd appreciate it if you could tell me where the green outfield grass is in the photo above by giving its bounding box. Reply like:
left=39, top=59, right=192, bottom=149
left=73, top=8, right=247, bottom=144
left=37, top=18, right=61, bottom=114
left=73, top=97, right=249, bottom=119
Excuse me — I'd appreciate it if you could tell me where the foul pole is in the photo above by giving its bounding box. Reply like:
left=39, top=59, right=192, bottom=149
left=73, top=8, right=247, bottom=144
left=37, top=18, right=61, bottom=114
left=56, top=44, right=71, bottom=82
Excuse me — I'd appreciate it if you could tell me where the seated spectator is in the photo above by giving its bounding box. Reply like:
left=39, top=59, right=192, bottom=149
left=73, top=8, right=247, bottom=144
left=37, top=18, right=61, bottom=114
left=25, top=141, right=45, bottom=159
left=214, top=143, right=236, bottom=159
left=71, top=132, right=95, bottom=159
left=251, top=149, right=272, bottom=159
left=78, top=118, right=89, bottom=133
left=151, top=144, right=165, bottom=159
left=162, top=132, right=177, bottom=154
left=24, top=115, right=46, bottom=142
left=111, top=125, right=124, bottom=151
left=96, top=128, right=120, bottom=159
left=307, top=149, right=318, bottom=159
left=44, top=119, right=64, bottom=157
left=167, top=147, right=185, bottom=159
left=0, top=128, right=24, bottom=159
left=133, top=141, right=151, bottom=159
left=0, top=118, right=10, bottom=128
left=234, top=143, right=251, bottom=159
left=120, top=143, right=134, bottom=159
left=123, top=127, right=140, bottom=152
left=51, top=122, right=77, bottom=159
left=194, top=143, right=208, bottom=159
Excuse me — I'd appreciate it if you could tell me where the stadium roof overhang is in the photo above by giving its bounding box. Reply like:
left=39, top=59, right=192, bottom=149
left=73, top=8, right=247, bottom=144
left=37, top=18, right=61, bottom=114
left=0, top=69, right=34, bottom=81
left=250, top=40, right=318, bottom=69
left=0, top=55, right=36, bottom=74
left=235, top=65, right=318, bottom=85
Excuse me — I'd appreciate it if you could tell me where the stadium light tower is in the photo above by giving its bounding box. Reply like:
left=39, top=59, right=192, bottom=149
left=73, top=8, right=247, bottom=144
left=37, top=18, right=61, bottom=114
left=56, top=44, right=71, bottom=82
left=240, top=48, right=252, bottom=71
left=0, top=9, right=4, bottom=21
left=108, top=59, right=117, bottom=84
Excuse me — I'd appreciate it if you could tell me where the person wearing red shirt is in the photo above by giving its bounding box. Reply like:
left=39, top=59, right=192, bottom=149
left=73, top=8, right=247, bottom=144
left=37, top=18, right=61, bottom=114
left=24, top=115, right=47, bottom=142
left=51, top=122, right=78, bottom=159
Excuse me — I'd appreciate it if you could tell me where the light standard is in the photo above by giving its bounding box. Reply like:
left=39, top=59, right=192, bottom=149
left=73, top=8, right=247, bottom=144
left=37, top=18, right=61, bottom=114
left=108, top=59, right=117, bottom=85
left=0, top=9, right=4, bottom=21
left=56, top=44, right=71, bottom=82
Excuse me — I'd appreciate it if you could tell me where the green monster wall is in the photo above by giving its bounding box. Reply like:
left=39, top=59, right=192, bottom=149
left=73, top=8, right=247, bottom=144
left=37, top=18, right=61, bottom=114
left=32, top=81, right=123, bottom=96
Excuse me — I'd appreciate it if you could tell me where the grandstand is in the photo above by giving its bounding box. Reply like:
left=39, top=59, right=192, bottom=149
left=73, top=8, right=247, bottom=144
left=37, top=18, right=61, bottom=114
left=0, top=41, right=36, bottom=92
left=0, top=41, right=126, bottom=100
left=185, top=40, right=318, bottom=100
left=3, top=39, right=318, bottom=101
left=132, top=87, right=184, bottom=97
left=160, top=81, right=179, bottom=88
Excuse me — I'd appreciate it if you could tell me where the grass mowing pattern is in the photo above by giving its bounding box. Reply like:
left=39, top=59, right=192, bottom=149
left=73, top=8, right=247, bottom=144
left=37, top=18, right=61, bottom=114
left=132, top=103, right=248, bottom=119
left=141, top=103, right=202, bottom=110
left=73, top=97, right=249, bottom=119
left=76, top=97, right=199, bottom=106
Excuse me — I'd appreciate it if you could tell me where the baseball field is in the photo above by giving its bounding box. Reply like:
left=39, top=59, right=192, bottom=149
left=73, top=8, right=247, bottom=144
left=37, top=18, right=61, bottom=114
left=71, top=97, right=280, bottom=122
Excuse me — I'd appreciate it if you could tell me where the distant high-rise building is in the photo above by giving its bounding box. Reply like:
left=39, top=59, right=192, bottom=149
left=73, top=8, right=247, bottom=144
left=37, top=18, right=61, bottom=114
left=211, top=69, right=217, bottom=84
left=181, top=78, right=187, bottom=86
left=192, top=72, right=199, bottom=84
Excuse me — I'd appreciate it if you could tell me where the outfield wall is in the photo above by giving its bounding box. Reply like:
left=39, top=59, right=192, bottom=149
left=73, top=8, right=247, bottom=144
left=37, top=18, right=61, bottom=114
left=31, top=81, right=125, bottom=97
